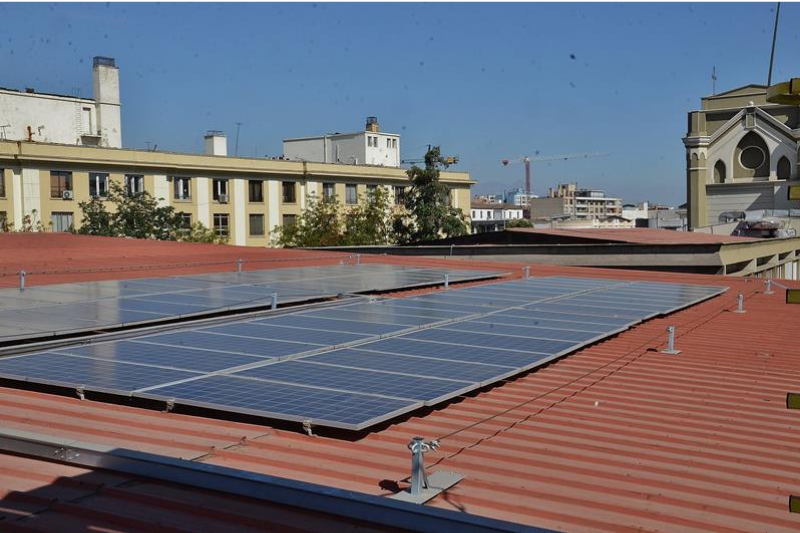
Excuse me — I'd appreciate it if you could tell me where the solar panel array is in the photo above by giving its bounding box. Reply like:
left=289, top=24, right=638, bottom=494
left=0, top=276, right=726, bottom=430
left=0, top=264, right=500, bottom=342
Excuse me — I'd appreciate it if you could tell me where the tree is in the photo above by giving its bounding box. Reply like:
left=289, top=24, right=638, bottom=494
left=271, top=188, right=397, bottom=247
left=271, top=193, right=345, bottom=247
left=343, top=186, right=395, bottom=245
left=76, top=181, right=225, bottom=243
left=396, top=146, right=468, bottom=243
left=506, top=218, right=534, bottom=228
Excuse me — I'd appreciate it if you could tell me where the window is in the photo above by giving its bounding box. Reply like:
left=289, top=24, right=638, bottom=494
left=394, top=186, right=406, bottom=206
left=367, top=184, right=378, bottom=196
left=125, top=174, right=144, bottom=195
left=322, top=182, right=335, bottom=199
left=51, top=212, right=73, bottom=232
left=282, top=181, right=296, bottom=203
left=248, top=180, right=264, bottom=202
left=367, top=136, right=372, bottom=147
left=345, top=184, right=358, bottom=204
left=173, top=177, right=191, bottom=200
left=386, top=138, right=391, bottom=148
left=89, top=172, right=109, bottom=198
left=179, top=213, right=192, bottom=228
left=249, top=214, right=265, bottom=236
left=213, top=213, right=229, bottom=238
left=212, top=179, right=229, bottom=202
left=392, top=138, right=397, bottom=149
left=0, top=211, right=7, bottom=231
left=50, top=171, right=73, bottom=198
left=282, top=214, right=297, bottom=227
left=0, top=171, right=5, bottom=197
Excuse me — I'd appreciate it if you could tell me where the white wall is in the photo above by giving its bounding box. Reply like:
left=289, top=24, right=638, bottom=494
left=284, top=131, right=400, bottom=167
left=0, top=60, right=121, bottom=148
left=0, top=91, right=95, bottom=145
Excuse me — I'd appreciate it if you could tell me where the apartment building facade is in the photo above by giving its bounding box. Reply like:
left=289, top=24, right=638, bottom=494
left=0, top=140, right=473, bottom=246
left=529, top=182, right=622, bottom=221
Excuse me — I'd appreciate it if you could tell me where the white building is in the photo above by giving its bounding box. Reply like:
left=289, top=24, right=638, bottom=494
left=503, top=187, right=538, bottom=207
left=0, top=57, right=121, bottom=148
left=283, top=117, right=400, bottom=167
left=470, top=202, right=524, bottom=233
left=622, top=201, right=649, bottom=222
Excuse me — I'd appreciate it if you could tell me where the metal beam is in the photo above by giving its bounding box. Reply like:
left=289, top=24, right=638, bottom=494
left=0, top=428, right=553, bottom=533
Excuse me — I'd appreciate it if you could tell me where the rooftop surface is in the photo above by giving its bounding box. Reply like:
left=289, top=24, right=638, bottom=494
left=1, top=235, right=799, bottom=533
left=507, top=228, right=756, bottom=245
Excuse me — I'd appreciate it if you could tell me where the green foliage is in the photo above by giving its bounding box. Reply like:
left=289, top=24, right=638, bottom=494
left=505, top=218, right=534, bottom=228
left=342, top=186, right=395, bottom=245
left=395, top=146, right=469, bottom=244
left=272, top=188, right=397, bottom=247
left=76, top=181, right=226, bottom=243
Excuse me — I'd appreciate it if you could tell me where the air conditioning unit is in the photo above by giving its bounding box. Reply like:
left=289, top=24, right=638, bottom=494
left=218, top=194, right=229, bottom=203
left=62, top=190, right=74, bottom=200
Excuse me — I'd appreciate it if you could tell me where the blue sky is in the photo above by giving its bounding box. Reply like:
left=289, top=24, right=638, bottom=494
left=1, top=2, right=797, bottom=205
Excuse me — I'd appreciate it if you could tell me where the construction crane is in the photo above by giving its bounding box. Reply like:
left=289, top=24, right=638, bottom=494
left=501, top=152, right=609, bottom=216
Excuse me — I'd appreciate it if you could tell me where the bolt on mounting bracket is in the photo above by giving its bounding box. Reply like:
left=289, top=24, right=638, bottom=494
left=391, top=436, right=463, bottom=504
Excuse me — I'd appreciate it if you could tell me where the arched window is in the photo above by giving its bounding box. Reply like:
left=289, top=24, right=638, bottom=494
left=734, top=132, right=770, bottom=180
left=713, top=160, right=726, bottom=184
left=777, top=156, right=791, bottom=180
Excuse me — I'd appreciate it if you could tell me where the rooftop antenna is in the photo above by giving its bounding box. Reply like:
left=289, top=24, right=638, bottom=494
left=711, top=66, right=717, bottom=95
left=235, top=122, right=242, bottom=157
left=767, top=2, right=781, bottom=86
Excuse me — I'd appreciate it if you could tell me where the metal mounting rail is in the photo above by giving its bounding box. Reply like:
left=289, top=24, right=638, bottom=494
left=0, top=428, right=554, bottom=533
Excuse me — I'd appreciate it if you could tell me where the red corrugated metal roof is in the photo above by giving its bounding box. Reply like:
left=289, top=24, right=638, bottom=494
left=509, top=228, right=757, bottom=244
left=1, top=236, right=799, bottom=532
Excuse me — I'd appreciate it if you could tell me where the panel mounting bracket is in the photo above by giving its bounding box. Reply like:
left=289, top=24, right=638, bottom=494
left=391, top=436, right=464, bottom=504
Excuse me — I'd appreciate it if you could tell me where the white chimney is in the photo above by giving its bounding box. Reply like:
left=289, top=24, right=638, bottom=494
left=204, top=130, right=228, bottom=156
left=92, top=56, right=121, bottom=148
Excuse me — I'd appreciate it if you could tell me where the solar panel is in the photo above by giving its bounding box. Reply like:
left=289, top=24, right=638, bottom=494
left=233, top=361, right=473, bottom=404
left=0, top=275, right=727, bottom=431
left=137, top=375, right=420, bottom=429
left=0, top=263, right=502, bottom=342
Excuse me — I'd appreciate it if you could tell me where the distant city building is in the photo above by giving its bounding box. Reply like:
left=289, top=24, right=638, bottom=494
left=283, top=117, right=400, bottom=167
left=503, top=187, right=538, bottom=207
left=473, top=193, right=503, bottom=204
left=528, top=183, right=622, bottom=221
left=622, top=202, right=649, bottom=222
left=470, top=201, right=524, bottom=233
left=684, top=84, right=799, bottom=229
left=0, top=57, right=121, bottom=148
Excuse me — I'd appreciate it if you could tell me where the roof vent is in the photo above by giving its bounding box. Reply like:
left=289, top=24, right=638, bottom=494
left=93, top=57, right=116, bottom=68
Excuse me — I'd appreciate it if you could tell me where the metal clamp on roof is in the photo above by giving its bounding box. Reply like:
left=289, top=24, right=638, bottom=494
left=392, top=436, right=463, bottom=504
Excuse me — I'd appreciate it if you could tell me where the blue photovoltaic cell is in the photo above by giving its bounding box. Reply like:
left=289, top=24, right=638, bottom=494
left=359, top=337, right=548, bottom=368
left=447, top=321, right=603, bottom=342
left=308, top=349, right=514, bottom=383
left=254, top=315, right=401, bottom=336
left=481, top=311, right=618, bottom=333
left=500, top=308, right=637, bottom=327
left=302, top=308, right=440, bottom=327
left=204, top=323, right=369, bottom=346
left=135, top=331, right=315, bottom=358
left=527, top=302, right=650, bottom=320
left=142, top=374, right=419, bottom=428
left=381, top=299, right=485, bottom=316
left=408, top=292, right=517, bottom=309
left=234, top=360, right=470, bottom=403
left=366, top=301, right=472, bottom=320
left=0, top=352, right=196, bottom=391
left=408, top=328, right=578, bottom=355
left=115, top=300, right=208, bottom=316
left=60, top=341, right=261, bottom=372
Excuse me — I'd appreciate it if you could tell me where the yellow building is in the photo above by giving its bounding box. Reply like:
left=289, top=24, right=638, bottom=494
left=0, top=139, right=473, bottom=246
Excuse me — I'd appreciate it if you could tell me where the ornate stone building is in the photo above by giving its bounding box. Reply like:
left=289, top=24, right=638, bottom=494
left=684, top=84, right=799, bottom=228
